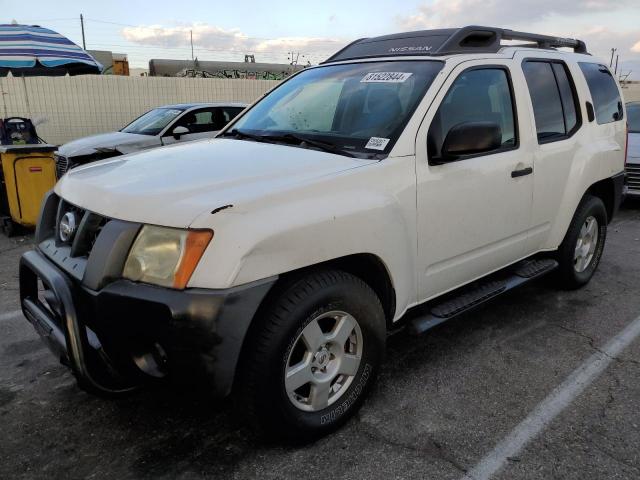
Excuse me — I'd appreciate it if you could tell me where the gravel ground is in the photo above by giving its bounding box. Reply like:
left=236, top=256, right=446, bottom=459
left=1, top=201, right=639, bottom=480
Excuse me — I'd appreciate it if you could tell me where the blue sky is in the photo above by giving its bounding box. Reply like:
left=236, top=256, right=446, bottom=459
left=5, top=0, right=640, bottom=77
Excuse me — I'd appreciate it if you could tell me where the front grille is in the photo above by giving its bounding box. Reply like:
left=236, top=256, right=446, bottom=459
left=55, top=154, right=69, bottom=179
left=56, top=199, right=110, bottom=258
left=626, top=164, right=640, bottom=193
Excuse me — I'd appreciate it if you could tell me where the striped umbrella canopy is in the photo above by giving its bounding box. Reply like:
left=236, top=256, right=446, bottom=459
left=0, top=24, right=102, bottom=76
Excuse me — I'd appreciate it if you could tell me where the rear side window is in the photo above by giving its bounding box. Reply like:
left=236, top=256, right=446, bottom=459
left=552, top=64, right=578, bottom=133
left=428, top=67, right=517, bottom=161
left=578, top=63, right=623, bottom=124
left=629, top=103, right=640, bottom=133
left=522, top=60, right=581, bottom=143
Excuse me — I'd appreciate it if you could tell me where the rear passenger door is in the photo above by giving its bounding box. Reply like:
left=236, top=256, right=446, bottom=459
left=517, top=55, right=585, bottom=252
left=415, top=62, right=534, bottom=300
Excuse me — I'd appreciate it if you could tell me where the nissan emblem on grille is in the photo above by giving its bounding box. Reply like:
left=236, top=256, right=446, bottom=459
left=59, top=212, right=77, bottom=242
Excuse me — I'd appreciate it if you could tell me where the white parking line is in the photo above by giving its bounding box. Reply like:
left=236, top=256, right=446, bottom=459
left=0, top=310, right=22, bottom=321
left=461, top=314, right=640, bottom=480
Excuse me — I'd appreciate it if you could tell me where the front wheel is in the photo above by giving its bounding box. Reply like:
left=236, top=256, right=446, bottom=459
left=238, top=270, right=386, bottom=441
left=555, top=194, right=607, bottom=289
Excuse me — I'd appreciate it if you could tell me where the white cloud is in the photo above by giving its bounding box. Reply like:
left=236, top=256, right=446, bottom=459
left=395, top=0, right=640, bottom=77
left=122, top=23, right=344, bottom=55
left=396, top=0, right=636, bottom=30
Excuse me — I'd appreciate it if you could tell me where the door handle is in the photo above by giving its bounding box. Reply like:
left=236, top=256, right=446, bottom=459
left=511, top=167, right=533, bottom=178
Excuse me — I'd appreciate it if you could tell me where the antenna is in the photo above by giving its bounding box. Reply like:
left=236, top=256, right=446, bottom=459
left=80, top=14, right=86, bottom=50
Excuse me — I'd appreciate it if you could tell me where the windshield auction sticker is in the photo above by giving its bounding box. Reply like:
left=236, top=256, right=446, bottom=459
left=360, top=72, right=413, bottom=83
left=365, top=137, right=390, bottom=150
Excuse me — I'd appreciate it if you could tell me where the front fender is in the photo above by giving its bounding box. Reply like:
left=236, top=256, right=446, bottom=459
left=188, top=156, right=418, bottom=320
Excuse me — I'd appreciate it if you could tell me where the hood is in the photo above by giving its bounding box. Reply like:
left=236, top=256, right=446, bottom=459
left=628, top=132, right=640, bottom=162
left=58, top=131, right=160, bottom=157
left=56, top=139, right=374, bottom=227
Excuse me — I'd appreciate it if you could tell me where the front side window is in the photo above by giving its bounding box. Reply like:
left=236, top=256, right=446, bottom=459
left=229, top=61, right=444, bottom=157
left=220, top=107, right=244, bottom=125
left=428, top=67, right=517, bottom=161
left=579, top=62, right=623, bottom=125
left=172, top=108, right=222, bottom=134
left=522, top=60, right=581, bottom=143
left=121, top=108, right=185, bottom=136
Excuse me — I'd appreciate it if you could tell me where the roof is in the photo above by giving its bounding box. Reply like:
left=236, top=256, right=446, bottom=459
left=161, top=102, right=248, bottom=109
left=324, top=26, right=587, bottom=63
left=0, top=24, right=102, bottom=76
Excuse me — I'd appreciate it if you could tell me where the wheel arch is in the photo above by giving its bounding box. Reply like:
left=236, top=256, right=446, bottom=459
left=232, top=253, right=396, bottom=392
left=585, top=176, right=616, bottom=223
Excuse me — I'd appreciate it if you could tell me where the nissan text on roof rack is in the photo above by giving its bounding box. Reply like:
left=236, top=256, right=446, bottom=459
left=19, top=26, right=627, bottom=441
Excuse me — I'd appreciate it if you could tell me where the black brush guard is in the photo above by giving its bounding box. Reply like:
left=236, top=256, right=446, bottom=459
left=19, top=250, right=138, bottom=395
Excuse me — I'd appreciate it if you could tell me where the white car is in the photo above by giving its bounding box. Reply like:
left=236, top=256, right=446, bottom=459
left=20, top=26, right=626, bottom=441
left=54, top=102, right=246, bottom=177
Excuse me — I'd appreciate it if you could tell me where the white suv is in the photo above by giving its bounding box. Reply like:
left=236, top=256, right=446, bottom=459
left=20, top=26, right=627, bottom=441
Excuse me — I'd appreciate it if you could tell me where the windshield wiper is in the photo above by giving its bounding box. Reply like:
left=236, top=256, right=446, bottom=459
left=272, top=133, right=357, bottom=157
left=223, top=129, right=357, bottom=157
left=221, top=129, right=269, bottom=143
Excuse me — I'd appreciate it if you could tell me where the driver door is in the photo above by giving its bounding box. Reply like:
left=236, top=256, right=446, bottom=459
left=415, top=61, right=534, bottom=300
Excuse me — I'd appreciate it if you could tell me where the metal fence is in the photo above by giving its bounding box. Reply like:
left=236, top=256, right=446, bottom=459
left=0, top=75, right=280, bottom=145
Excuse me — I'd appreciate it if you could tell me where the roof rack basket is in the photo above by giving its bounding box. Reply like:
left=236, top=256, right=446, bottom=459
left=324, top=26, right=587, bottom=63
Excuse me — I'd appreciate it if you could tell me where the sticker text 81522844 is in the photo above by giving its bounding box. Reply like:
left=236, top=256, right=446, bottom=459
left=365, top=137, right=390, bottom=150
left=360, top=72, right=413, bottom=83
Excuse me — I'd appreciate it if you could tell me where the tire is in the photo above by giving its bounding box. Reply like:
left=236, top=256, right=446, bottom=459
left=238, top=269, right=386, bottom=442
left=555, top=194, right=607, bottom=289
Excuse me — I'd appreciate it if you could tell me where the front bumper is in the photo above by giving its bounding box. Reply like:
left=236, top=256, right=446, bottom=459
left=20, top=249, right=276, bottom=397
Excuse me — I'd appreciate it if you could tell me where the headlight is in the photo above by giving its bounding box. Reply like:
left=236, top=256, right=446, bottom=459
left=122, top=225, right=213, bottom=289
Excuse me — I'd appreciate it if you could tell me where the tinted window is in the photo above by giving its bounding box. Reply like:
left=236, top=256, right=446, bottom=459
left=627, top=103, right=640, bottom=133
left=579, top=63, right=623, bottom=124
left=552, top=63, right=579, bottom=133
left=522, top=62, right=565, bottom=141
left=428, top=68, right=516, bottom=160
left=221, top=107, right=244, bottom=124
left=174, top=108, right=219, bottom=133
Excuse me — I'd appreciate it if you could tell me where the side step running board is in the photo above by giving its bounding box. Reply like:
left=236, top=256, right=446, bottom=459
left=408, top=258, right=558, bottom=335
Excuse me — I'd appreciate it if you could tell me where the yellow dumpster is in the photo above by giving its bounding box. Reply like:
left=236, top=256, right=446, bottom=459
left=1, top=144, right=57, bottom=236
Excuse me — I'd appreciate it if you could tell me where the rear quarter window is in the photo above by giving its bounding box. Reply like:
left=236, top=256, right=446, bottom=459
left=578, top=62, right=624, bottom=125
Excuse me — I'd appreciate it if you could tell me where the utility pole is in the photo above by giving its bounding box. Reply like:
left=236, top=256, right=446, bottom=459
left=610, top=48, right=616, bottom=67
left=190, top=30, right=194, bottom=62
left=288, top=51, right=300, bottom=66
left=80, top=14, right=86, bottom=50
left=614, top=54, right=619, bottom=75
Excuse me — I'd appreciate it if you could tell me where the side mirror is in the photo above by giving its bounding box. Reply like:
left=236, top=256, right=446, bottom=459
left=440, top=121, right=502, bottom=161
left=172, top=125, right=189, bottom=139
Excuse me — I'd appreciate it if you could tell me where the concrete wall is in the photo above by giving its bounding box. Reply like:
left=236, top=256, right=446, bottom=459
left=622, top=84, right=640, bottom=102
left=0, top=74, right=637, bottom=146
left=0, top=75, right=279, bottom=145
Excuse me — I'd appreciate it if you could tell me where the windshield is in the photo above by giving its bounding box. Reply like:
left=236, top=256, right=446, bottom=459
left=230, top=61, right=443, bottom=156
left=628, top=103, right=640, bottom=133
left=121, top=108, right=185, bottom=136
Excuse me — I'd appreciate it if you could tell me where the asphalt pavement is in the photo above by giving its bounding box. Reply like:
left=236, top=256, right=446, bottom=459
left=1, top=201, right=640, bottom=480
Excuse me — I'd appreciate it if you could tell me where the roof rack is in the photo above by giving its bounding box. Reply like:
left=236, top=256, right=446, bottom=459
left=323, top=26, right=587, bottom=63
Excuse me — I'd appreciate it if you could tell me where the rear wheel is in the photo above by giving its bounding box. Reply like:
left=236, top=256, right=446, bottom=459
left=239, top=269, right=386, bottom=441
left=555, top=195, right=607, bottom=289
